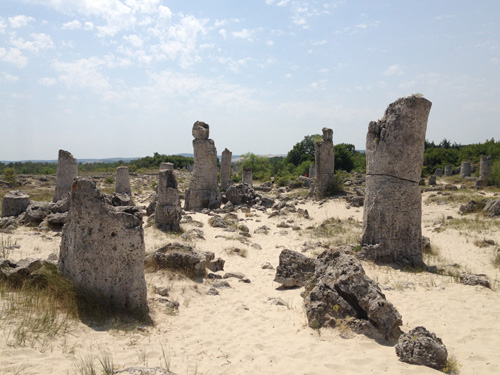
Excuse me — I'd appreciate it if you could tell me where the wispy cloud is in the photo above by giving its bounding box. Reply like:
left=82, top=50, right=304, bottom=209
left=8, top=15, right=34, bottom=28
left=11, top=33, right=55, bottom=53
left=0, top=47, right=28, bottom=67
left=383, top=64, right=404, bottom=77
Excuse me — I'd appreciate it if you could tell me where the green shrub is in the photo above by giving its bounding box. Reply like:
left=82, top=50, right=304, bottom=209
left=104, top=176, right=115, bottom=184
left=488, top=160, right=500, bottom=187
left=3, top=167, right=17, bottom=185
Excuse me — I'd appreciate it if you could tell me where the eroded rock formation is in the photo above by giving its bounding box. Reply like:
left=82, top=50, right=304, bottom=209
left=220, top=148, right=232, bottom=191
left=59, top=178, right=148, bottom=315
left=155, top=169, right=181, bottom=231
left=184, top=122, right=221, bottom=211
left=314, top=128, right=335, bottom=199
left=360, top=95, right=431, bottom=267
left=115, top=166, right=131, bottom=194
left=53, top=150, right=78, bottom=202
left=1, top=191, right=30, bottom=218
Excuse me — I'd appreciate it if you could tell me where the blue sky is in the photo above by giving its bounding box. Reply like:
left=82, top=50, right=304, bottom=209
left=1, top=0, right=499, bottom=160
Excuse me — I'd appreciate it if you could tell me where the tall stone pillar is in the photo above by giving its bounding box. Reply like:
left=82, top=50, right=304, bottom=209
left=184, top=121, right=222, bottom=211
left=53, top=149, right=78, bottom=202
left=460, top=162, right=471, bottom=178
left=479, top=155, right=492, bottom=180
left=59, top=178, right=148, bottom=315
left=308, top=165, right=315, bottom=178
left=115, top=166, right=131, bottom=194
left=314, top=128, right=335, bottom=199
left=220, top=148, right=232, bottom=191
left=444, top=165, right=453, bottom=176
left=242, top=167, right=253, bottom=187
left=155, top=170, right=181, bottom=231
left=360, top=95, right=432, bottom=267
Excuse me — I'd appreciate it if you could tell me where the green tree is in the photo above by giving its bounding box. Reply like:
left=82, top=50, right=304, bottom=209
left=286, top=134, right=320, bottom=166
left=3, top=167, right=17, bottom=185
left=334, top=143, right=356, bottom=172
left=239, top=153, right=272, bottom=181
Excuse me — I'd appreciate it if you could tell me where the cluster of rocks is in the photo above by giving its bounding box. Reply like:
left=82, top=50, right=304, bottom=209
left=0, top=257, right=58, bottom=287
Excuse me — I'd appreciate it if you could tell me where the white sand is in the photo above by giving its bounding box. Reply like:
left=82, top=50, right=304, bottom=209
left=1, top=184, right=500, bottom=374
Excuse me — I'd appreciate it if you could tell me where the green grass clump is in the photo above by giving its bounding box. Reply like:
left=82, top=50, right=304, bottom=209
left=442, top=355, right=461, bottom=374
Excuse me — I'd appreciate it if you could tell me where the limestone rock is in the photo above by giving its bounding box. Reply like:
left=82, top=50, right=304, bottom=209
left=149, top=243, right=206, bottom=278
left=155, top=170, right=182, bottom=231
left=314, top=128, right=335, bottom=199
left=0, top=258, right=57, bottom=288
left=361, top=95, right=431, bottom=267
left=184, top=121, right=221, bottom=211
left=115, top=166, right=131, bottom=194
left=460, top=273, right=490, bottom=288
left=115, top=367, right=175, bottom=375
left=26, top=202, right=52, bottom=224
left=395, top=326, right=448, bottom=370
left=53, top=150, right=78, bottom=202
left=303, top=248, right=402, bottom=341
left=484, top=199, right=500, bottom=217
left=1, top=190, right=30, bottom=218
left=242, top=167, right=253, bottom=187
left=59, top=178, right=148, bottom=315
left=459, top=200, right=478, bottom=214
left=274, top=249, right=316, bottom=288
left=220, top=148, right=232, bottom=191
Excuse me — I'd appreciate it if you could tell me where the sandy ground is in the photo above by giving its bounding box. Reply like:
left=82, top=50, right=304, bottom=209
left=1, top=176, right=500, bottom=375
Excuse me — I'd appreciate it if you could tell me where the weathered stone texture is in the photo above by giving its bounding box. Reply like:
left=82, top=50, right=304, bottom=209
left=53, top=150, right=78, bottom=202
left=59, top=178, right=148, bottom=315
left=360, top=96, right=431, bottom=267
left=314, top=128, right=335, bottom=199
left=160, top=162, right=174, bottom=171
left=395, top=326, right=448, bottom=370
left=242, top=167, right=253, bottom=187
left=155, top=170, right=181, bottom=231
left=303, top=248, right=402, bottom=341
left=274, top=249, right=316, bottom=288
left=460, top=161, right=471, bottom=178
left=1, top=190, right=30, bottom=218
left=184, top=122, right=221, bottom=211
left=308, top=165, right=315, bottom=178
left=220, top=148, right=232, bottom=191
left=444, top=165, right=453, bottom=176
left=434, top=168, right=443, bottom=177
left=480, top=155, right=492, bottom=180
left=428, top=175, right=436, bottom=186
left=115, top=166, right=131, bottom=194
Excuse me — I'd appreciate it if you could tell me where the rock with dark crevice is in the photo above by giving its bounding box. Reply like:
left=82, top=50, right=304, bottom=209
left=274, top=249, right=316, bottom=288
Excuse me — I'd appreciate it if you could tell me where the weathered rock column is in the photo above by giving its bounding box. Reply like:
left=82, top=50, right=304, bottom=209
left=242, top=167, right=253, bottom=187
left=155, top=170, right=182, bottom=231
left=480, top=155, right=492, bottom=180
left=314, top=128, right=335, bottom=199
left=59, top=178, right=148, bottom=315
left=53, top=149, right=78, bottom=202
left=444, top=165, right=453, bottom=176
left=460, top=161, right=471, bottom=178
left=220, top=148, right=232, bottom=191
left=308, top=165, right=315, bottom=178
left=184, top=121, right=222, bottom=211
left=1, top=191, right=30, bottom=218
left=360, top=95, right=432, bottom=267
left=160, top=162, right=174, bottom=171
left=434, top=168, right=443, bottom=177
left=115, top=166, right=131, bottom=194
left=428, top=175, right=436, bottom=186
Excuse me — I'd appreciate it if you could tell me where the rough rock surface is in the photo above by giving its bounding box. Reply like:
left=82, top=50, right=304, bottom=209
left=395, top=326, right=448, bottom=370
left=225, top=183, right=274, bottom=207
left=114, top=367, right=175, bottom=375
left=0, top=258, right=57, bottom=287
left=484, top=199, right=500, bottom=217
left=53, top=149, right=78, bottom=202
left=480, top=155, right=492, bottom=180
left=220, top=148, right=232, bottom=191
left=360, top=95, right=431, bottom=267
left=274, top=249, right=316, bottom=288
left=242, top=167, right=253, bottom=187
left=314, top=128, right=335, bottom=199
left=303, top=248, right=402, bottom=341
left=460, top=273, right=490, bottom=288
left=459, top=200, right=478, bottom=214
left=115, top=166, right=131, bottom=194
left=155, top=170, right=181, bottom=231
left=25, top=202, right=52, bottom=224
left=460, top=161, right=471, bottom=178
left=1, top=190, right=30, bottom=218
left=444, top=165, right=453, bottom=176
left=59, top=178, right=148, bottom=315
left=184, top=121, right=221, bottom=211
left=148, top=242, right=208, bottom=278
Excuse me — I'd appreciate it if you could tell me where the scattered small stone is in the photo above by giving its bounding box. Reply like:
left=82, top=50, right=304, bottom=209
left=207, top=287, right=220, bottom=295
left=212, top=280, right=231, bottom=289
left=223, top=272, right=246, bottom=280
left=261, top=262, right=274, bottom=270
left=460, top=273, right=490, bottom=288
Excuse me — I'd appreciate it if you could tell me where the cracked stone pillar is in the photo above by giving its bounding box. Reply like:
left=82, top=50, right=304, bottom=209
left=53, top=150, right=78, bottom=202
left=184, top=121, right=222, bottom=211
left=460, top=161, right=471, bottom=178
left=220, top=148, right=232, bottom=191
left=155, top=169, right=182, bottom=231
left=160, top=162, right=174, bottom=171
left=479, top=155, right=492, bottom=180
left=314, top=128, right=335, bottom=199
left=444, top=165, right=453, bottom=176
left=242, top=166, right=253, bottom=187
left=115, top=166, right=131, bottom=194
left=59, top=178, right=148, bottom=315
left=360, top=95, right=432, bottom=267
